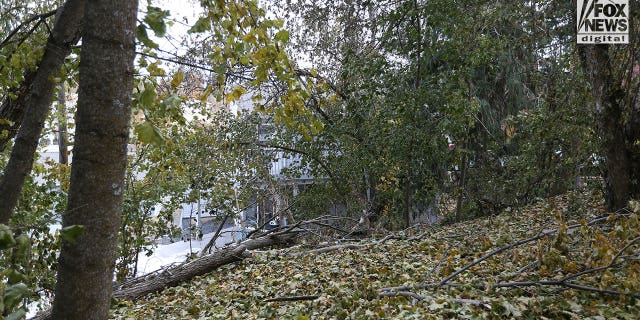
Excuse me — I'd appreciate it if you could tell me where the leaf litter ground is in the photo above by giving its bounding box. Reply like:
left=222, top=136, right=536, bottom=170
left=112, top=190, right=639, bottom=319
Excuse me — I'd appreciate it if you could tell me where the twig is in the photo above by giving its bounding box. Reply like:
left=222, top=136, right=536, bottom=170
left=290, top=232, right=400, bottom=257
left=264, top=295, right=319, bottom=302
left=376, top=234, right=398, bottom=244
left=201, top=213, right=231, bottom=255
left=379, top=291, right=426, bottom=301
left=426, top=252, right=449, bottom=280
left=491, top=280, right=638, bottom=298
left=437, top=229, right=555, bottom=286
left=0, top=9, right=57, bottom=49
left=515, top=260, right=538, bottom=274
left=437, top=215, right=612, bottom=286
left=556, top=236, right=640, bottom=283
left=378, top=214, right=638, bottom=303
left=611, top=236, right=640, bottom=263
left=380, top=283, right=468, bottom=292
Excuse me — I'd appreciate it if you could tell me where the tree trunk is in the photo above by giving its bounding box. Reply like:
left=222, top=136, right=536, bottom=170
left=455, top=153, right=468, bottom=221
left=579, top=44, right=636, bottom=210
left=56, top=82, right=68, bottom=165
left=0, top=0, right=84, bottom=225
left=50, top=0, right=138, bottom=319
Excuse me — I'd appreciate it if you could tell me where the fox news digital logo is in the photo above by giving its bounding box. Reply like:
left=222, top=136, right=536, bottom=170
left=577, top=0, right=628, bottom=44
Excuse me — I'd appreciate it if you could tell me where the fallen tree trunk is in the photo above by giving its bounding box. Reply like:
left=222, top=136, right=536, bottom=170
left=113, top=244, right=249, bottom=301
left=30, top=233, right=297, bottom=320
left=113, top=233, right=297, bottom=301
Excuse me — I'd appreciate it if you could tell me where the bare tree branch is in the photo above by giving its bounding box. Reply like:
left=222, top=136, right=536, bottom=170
left=264, top=295, right=319, bottom=302
left=0, top=8, right=57, bottom=50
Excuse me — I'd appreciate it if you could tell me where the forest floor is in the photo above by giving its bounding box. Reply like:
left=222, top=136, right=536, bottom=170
left=111, top=190, right=639, bottom=319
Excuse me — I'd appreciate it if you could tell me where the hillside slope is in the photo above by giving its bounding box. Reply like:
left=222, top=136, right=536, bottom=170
left=111, top=191, right=639, bottom=319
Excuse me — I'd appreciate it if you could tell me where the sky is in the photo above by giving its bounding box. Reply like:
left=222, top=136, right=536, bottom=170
left=151, top=0, right=202, bottom=55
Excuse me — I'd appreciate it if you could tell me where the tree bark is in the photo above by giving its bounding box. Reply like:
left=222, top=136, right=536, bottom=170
left=56, top=82, right=68, bottom=165
left=50, top=0, right=138, bottom=319
left=0, top=0, right=84, bottom=225
left=579, top=44, right=638, bottom=210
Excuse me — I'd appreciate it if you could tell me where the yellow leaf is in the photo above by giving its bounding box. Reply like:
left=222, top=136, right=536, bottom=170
left=170, top=70, right=184, bottom=88
left=199, top=85, right=213, bottom=104
left=243, top=33, right=256, bottom=44
left=225, top=86, right=246, bottom=102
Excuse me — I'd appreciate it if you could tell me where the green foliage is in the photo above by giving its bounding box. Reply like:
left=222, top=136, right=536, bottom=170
left=143, top=6, right=169, bottom=37
left=0, top=224, right=16, bottom=250
left=0, top=224, right=33, bottom=319
left=114, top=110, right=278, bottom=279
left=0, top=0, right=58, bottom=92
left=0, top=156, right=69, bottom=313
left=115, top=153, right=181, bottom=280
left=261, top=0, right=485, bottom=227
left=134, top=120, right=165, bottom=146
left=2, top=0, right=633, bottom=316
left=264, top=0, right=597, bottom=224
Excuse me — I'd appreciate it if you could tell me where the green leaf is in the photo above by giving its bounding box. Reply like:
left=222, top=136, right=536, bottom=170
left=189, top=17, right=211, bottom=33
left=0, top=118, right=14, bottom=126
left=254, top=66, right=269, bottom=81
left=274, top=30, right=290, bottom=44
left=226, top=86, right=247, bottom=102
left=136, top=25, right=158, bottom=49
left=162, top=94, right=182, bottom=110
left=7, top=269, right=27, bottom=284
left=60, top=225, right=85, bottom=243
left=147, top=62, right=166, bottom=77
left=139, top=86, right=156, bottom=109
left=199, top=85, right=213, bottom=104
left=144, top=6, right=169, bottom=37
left=501, top=300, right=522, bottom=317
left=0, top=224, right=16, bottom=250
left=135, top=121, right=165, bottom=146
left=4, top=283, right=30, bottom=310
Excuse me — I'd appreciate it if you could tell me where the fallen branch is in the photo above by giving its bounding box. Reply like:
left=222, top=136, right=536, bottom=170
left=378, top=215, right=640, bottom=304
left=490, top=280, right=635, bottom=297
left=200, top=213, right=231, bottom=256
left=437, top=214, right=613, bottom=286
left=112, top=233, right=297, bottom=301
left=291, top=233, right=399, bottom=257
left=264, top=295, right=319, bottom=302
left=379, top=291, right=488, bottom=308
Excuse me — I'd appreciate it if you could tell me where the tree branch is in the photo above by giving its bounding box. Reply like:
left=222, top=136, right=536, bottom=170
left=264, top=295, right=319, bottom=302
left=295, top=68, right=347, bottom=101
left=0, top=9, right=57, bottom=50
left=0, top=0, right=85, bottom=224
left=437, top=214, right=613, bottom=286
